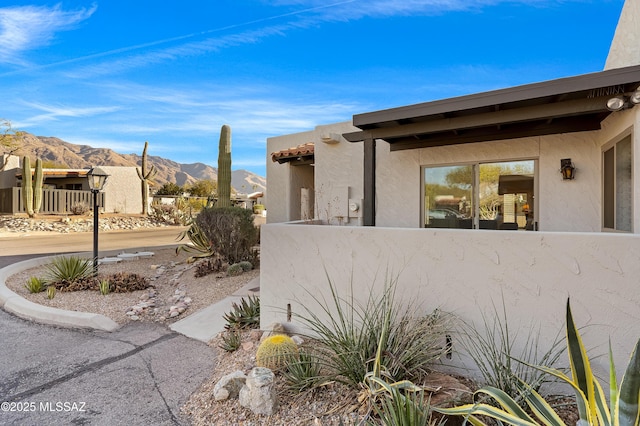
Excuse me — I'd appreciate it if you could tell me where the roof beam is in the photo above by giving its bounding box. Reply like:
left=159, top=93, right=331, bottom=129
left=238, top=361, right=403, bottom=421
left=344, top=95, right=612, bottom=143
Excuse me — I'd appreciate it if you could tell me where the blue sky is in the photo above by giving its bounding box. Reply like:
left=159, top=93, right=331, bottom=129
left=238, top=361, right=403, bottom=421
left=0, top=0, right=625, bottom=178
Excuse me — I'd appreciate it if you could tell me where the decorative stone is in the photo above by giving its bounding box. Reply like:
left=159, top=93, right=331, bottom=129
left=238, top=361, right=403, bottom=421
left=169, top=311, right=180, bottom=318
left=239, top=367, right=277, bottom=416
left=241, top=341, right=254, bottom=351
left=423, top=372, right=473, bottom=408
left=213, top=371, right=246, bottom=401
left=291, top=335, right=304, bottom=345
left=261, top=322, right=286, bottom=341
left=130, top=315, right=139, bottom=321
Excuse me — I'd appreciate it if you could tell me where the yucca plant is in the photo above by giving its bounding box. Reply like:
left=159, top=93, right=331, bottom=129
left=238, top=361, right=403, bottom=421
left=99, top=279, right=110, bottom=295
left=434, top=298, right=640, bottom=426
left=223, top=295, right=260, bottom=330
left=219, top=329, right=242, bottom=352
left=282, top=348, right=324, bottom=392
left=45, top=256, right=93, bottom=283
left=46, top=286, right=56, bottom=300
left=25, top=276, right=46, bottom=293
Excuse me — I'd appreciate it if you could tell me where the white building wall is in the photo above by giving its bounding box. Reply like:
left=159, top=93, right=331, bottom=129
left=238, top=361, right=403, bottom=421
left=99, top=166, right=142, bottom=214
left=605, top=0, right=640, bottom=70
left=261, top=223, right=640, bottom=382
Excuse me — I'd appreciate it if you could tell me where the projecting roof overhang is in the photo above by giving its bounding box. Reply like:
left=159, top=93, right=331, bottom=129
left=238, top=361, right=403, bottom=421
left=343, top=65, right=640, bottom=151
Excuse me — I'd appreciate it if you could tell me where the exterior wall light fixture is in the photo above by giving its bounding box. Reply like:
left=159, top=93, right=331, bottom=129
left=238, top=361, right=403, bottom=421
left=560, top=158, right=576, bottom=180
left=606, top=88, right=640, bottom=111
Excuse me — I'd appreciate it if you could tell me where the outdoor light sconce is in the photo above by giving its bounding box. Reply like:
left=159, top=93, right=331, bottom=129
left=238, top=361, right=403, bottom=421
left=606, top=88, right=640, bottom=112
left=560, top=158, right=576, bottom=180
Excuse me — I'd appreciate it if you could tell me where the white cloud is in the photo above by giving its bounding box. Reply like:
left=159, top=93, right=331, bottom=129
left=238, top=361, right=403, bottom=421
left=0, top=4, right=96, bottom=66
left=17, top=102, right=120, bottom=126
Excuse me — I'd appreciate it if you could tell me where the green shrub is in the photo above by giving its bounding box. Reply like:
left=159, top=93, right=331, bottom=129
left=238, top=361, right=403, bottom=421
left=194, top=206, right=258, bottom=264
left=296, top=276, right=453, bottom=388
left=223, top=295, right=260, bottom=330
left=25, top=276, right=46, bottom=293
left=45, top=256, right=93, bottom=284
left=237, top=261, right=253, bottom=272
left=227, top=263, right=244, bottom=276
left=46, top=286, right=56, bottom=300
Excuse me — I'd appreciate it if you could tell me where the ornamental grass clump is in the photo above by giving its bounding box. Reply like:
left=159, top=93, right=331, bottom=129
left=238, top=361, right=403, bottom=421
left=295, top=274, right=453, bottom=388
left=458, top=296, right=565, bottom=407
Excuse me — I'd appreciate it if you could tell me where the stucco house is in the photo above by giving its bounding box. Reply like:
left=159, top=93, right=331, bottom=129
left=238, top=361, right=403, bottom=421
left=262, top=0, right=640, bottom=379
left=0, top=155, right=143, bottom=215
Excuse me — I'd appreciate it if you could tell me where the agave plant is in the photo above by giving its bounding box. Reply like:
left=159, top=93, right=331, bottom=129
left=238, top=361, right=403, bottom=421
left=176, top=221, right=214, bottom=263
left=435, top=299, right=640, bottom=426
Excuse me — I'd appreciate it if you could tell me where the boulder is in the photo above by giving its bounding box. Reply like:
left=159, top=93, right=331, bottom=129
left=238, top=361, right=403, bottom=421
left=213, top=371, right=247, bottom=401
left=239, top=367, right=277, bottom=415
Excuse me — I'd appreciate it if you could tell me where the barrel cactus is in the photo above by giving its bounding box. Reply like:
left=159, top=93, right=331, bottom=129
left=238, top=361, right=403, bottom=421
left=256, top=334, right=298, bottom=370
left=217, top=124, right=232, bottom=208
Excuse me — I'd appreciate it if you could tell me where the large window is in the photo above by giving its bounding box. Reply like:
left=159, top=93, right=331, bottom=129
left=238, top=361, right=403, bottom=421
left=603, top=135, right=632, bottom=232
left=424, top=160, right=535, bottom=230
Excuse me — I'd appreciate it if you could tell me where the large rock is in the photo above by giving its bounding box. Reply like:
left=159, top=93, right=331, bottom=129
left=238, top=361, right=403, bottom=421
left=213, top=371, right=247, bottom=401
left=424, top=371, right=473, bottom=407
left=239, top=367, right=278, bottom=416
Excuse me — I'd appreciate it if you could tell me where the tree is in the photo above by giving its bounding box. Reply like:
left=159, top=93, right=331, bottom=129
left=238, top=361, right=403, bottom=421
left=155, top=182, right=184, bottom=196
left=188, top=179, right=217, bottom=198
left=1, top=119, right=25, bottom=171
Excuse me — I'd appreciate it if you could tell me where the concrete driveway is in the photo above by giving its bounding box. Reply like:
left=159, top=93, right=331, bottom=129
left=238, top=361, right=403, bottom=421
left=0, top=227, right=218, bottom=426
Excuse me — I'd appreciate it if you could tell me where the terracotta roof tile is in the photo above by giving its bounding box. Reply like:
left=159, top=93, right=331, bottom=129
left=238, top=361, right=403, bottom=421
left=271, top=143, right=314, bottom=163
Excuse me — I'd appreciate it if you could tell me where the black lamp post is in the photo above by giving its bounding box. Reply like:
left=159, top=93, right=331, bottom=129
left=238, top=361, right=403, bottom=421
left=87, top=167, right=109, bottom=276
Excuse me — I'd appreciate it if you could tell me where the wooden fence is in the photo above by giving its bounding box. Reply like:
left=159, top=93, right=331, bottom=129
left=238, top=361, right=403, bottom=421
left=0, top=187, right=104, bottom=214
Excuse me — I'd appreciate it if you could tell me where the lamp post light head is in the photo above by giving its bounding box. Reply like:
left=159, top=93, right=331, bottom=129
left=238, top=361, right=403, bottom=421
left=87, top=167, right=109, bottom=192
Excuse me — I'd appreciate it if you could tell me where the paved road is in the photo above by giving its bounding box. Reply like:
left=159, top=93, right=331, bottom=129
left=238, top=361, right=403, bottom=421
left=0, top=227, right=218, bottom=425
left=0, top=227, right=186, bottom=267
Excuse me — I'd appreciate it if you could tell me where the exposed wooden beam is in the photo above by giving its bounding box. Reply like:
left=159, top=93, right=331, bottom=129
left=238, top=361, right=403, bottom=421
left=363, top=138, right=376, bottom=226
left=344, top=95, right=612, bottom=143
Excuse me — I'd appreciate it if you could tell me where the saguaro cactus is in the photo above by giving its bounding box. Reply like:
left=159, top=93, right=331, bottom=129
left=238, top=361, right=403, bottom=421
left=21, top=156, right=44, bottom=218
left=136, top=141, right=157, bottom=215
left=217, top=124, right=232, bottom=208
left=22, top=156, right=33, bottom=217
left=33, top=158, right=43, bottom=215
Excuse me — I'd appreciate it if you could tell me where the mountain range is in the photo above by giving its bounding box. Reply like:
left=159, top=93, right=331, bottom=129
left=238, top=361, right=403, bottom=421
left=12, top=133, right=266, bottom=194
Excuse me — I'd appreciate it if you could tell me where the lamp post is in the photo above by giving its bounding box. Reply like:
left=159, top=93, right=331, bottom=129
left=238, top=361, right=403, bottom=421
left=87, top=167, right=109, bottom=276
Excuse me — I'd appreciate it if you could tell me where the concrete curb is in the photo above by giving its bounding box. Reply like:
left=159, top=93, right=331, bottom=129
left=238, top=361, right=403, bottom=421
left=0, top=255, right=119, bottom=332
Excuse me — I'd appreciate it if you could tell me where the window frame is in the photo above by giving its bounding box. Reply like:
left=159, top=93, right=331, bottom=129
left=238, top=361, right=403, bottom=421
left=602, top=131, right=634, bottom=233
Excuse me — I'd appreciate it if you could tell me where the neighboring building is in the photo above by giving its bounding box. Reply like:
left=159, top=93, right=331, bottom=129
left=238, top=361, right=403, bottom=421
left=263, top=0, right=640, bottom=380
left=0, top=155, right=142, bottom=214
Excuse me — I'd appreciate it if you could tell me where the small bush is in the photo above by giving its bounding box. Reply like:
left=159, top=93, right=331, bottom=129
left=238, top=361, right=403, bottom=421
left=223, top=295, right=260, bottom=330
left=195, top=207, right=259, bottom=264
left=25, top=276, right=46, bottom=293
left=46, top=286, right=56, bottom=300
left=227, top=263, right=244, bottom=276
left=101, top=272, right=150, bottom=293
left=70, top=202, right=90, bottom=215
left=237, top=261, right=253, bottom=272
left=194, top=257, right=223, bottom=278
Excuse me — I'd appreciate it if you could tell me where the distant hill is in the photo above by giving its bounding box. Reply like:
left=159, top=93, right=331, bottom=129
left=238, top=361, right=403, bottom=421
left=13, top=133, right=266, bottom=194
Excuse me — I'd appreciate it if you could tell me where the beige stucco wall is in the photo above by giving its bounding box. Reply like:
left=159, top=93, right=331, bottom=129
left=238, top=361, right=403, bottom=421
left=99, top=166, right=142, bottom=214
left=605, top=0, right=640, bottom=70
left=261, top=223, right=640, bottom=381
left=267, top=106, right=639, bottom=232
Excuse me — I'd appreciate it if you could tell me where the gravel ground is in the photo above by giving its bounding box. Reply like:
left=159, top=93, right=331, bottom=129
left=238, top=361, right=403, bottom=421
left=4, top=248, right=258, bottom=325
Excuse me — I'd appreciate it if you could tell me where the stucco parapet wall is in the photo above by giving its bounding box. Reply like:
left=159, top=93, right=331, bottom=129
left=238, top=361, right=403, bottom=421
left=0, top=255, right=119, bottom=332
